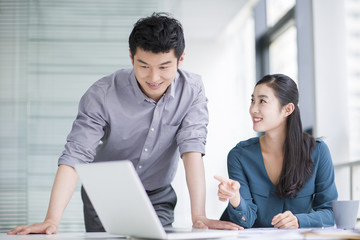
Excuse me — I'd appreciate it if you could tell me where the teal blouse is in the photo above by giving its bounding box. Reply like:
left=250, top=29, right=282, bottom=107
left=226, top=137, right=338, bottom=228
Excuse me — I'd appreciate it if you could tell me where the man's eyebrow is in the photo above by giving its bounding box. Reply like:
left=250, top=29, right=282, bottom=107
left=136, top=59, right=172, bottom=66
left=137, top=59, right=149, bottom=65
left=160, top=61, right=172, bottom=65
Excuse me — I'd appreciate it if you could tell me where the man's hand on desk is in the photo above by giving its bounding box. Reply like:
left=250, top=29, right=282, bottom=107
left=7, top=220, right=58, bottom=235
left=192, top=216, right=243, bottom=230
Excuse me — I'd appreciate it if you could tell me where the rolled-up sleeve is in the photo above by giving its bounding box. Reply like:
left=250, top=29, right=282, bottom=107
left=58, top=83, right=108, bottom=167
left=176, top=77, right=208, bottom=156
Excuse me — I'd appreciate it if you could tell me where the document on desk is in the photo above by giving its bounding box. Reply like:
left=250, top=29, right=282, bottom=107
left=302, top=228, right=360, bottom=239
left=236, top=228, right=360, bottom=240
left=237, top=228, right=307, bottom=239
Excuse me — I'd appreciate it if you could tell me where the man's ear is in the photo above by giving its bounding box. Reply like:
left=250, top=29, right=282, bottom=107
left=129, top=50, right=134, bottom=65
left=284, top=103, right=295, bottom=117
left=177, top=52, right=185, bottom=67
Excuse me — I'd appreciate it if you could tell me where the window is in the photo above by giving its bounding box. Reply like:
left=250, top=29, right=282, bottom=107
left=344, top=0, right=360, bottom=205
left=345, top=0, right=360, bottom=161
left=267, top=0, right=297, bottom=80
left=269, top=25, right=298, bottom=83
left=0, top=0, right=159, bottom=232
left=255, top=0, right=297, bottom=81
left=267, top=0, right=296, bottom=27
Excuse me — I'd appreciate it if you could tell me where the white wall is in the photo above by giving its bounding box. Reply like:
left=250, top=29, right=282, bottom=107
left=168, top=2, right=257, bottom=227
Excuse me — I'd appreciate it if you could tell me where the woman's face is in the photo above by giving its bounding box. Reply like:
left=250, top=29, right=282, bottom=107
left=249, top=84, right=289, bottom=134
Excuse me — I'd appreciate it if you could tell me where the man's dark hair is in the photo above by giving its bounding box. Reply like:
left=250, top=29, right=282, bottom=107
left=129, top=12, right=185, bottom=60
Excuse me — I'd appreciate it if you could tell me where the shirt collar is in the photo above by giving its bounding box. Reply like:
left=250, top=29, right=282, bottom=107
left=165, top=71, right=179, bottom=100
left=130, top=70, right=148, bottom=104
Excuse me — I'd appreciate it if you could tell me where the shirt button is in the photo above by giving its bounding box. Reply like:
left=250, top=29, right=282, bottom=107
left=138, top=165, right=142, bottom=169
left=151, top=128, right=155, bottom=131
left=144, top=148, right=148, bottom=152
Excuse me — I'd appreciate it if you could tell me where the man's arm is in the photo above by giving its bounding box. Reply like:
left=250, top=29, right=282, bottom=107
left=182, top=152, right=242, bottom=230
left=7, top=165, right=78, bottom=235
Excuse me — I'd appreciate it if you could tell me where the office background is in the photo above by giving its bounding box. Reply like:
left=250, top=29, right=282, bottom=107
left=0, top=0, right=359, bottom=232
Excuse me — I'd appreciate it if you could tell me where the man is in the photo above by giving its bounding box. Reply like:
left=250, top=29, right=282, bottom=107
left=8, top=12, right=241, bottom=235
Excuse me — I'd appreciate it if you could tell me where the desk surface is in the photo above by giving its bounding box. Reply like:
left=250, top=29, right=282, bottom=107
left=1, top=228, right=360, bottom=240
left=1, top=232, right=125, bottom=240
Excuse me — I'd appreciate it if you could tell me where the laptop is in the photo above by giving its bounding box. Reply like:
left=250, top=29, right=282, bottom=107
left=75, top=160, right=238, bottom=239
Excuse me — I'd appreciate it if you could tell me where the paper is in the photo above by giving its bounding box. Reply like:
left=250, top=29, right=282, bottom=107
left=302, top=228, right=360, bottom=239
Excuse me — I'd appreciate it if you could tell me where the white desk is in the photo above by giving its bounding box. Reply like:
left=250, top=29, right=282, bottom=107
left=1, top=229, right=360, bottom=240
left=1, top=232, right=124, bottom=240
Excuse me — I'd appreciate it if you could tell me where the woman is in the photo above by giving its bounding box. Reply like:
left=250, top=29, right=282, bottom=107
left=215, top=74, right=338, bottom=228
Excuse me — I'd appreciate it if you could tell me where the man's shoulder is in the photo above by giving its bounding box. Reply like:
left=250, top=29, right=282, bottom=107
left=114, top=68, right=133, bottom=78
left=178, top=68, right=201, bottom=80
left=177, top=69, right=203, bottom=88
left=92, top=68, right=133, bottom=90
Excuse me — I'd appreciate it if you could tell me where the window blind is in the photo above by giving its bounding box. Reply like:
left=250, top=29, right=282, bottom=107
left=0, top=0, right=159, bottom=232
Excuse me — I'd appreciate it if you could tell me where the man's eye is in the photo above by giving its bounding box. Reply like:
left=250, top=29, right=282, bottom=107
left=160, top=66, right=168, bottom=70
left=260, top=99, right=266, bottom=103
left=141, top=65, right=149, bottom=69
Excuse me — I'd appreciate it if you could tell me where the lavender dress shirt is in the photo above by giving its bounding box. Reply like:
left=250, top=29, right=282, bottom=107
left=58, top=68, right=209, bottom=190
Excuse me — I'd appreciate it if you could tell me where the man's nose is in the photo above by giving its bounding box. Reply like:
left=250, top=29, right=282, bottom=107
left=149, top=68, right=160, bottom=82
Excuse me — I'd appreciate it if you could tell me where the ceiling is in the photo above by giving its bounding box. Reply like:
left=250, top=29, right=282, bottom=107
left=164, top=0, right=250, bottom=40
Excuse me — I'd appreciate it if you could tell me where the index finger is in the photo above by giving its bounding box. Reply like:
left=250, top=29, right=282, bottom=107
left=214, top=175, right=228, bottom=183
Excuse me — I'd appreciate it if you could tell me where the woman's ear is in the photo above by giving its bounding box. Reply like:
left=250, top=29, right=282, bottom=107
left=284, top=103, right=295, bottom=117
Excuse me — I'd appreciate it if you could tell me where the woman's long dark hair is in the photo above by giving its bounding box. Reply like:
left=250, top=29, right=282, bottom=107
left=256, top=74, right=316, bottom=198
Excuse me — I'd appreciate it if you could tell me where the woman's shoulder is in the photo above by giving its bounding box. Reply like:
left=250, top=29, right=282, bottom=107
left=314, top=138, right=330, bottom=152
left=228, top=137, right=262, bottom=168
left=229, top=137, right=260, bottom=156
left=312, top=138, right=332, bottom=164
left=235, top=137, right=260, bottom=149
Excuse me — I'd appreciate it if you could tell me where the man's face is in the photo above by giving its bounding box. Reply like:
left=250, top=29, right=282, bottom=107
left=130, top=48, right=184, bottom=102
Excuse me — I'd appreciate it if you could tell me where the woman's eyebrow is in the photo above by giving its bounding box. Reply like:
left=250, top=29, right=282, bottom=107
left=251, top=94, right=269, bottom=98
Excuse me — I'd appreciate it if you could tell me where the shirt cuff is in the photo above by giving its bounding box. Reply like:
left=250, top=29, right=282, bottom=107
left=58, top=154, right=87, bottom=168
left=296, top=213, right=315, bottom=228
left=178, top=140, right=205, bottom=156
left=227, top=196, right=250, bottom=227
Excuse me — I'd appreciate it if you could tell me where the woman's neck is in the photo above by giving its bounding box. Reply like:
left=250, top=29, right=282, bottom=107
left=260, top=130, right=286, bottom=155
